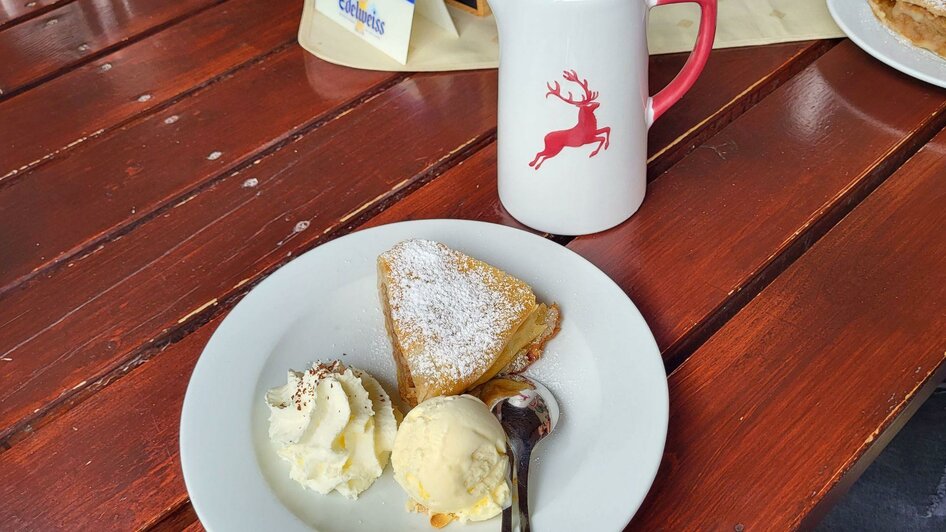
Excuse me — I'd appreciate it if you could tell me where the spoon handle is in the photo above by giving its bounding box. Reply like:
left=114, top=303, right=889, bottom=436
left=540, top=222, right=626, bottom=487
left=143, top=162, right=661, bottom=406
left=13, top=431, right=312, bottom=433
left=513, top=441, right=533, bottom=532
left=502, top=471, right=514, bottom=532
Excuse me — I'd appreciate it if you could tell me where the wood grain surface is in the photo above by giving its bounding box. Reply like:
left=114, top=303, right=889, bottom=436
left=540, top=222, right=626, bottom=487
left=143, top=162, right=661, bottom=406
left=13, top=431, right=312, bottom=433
left=0, top=317, right=221, bottom=530
left=645, top=39, right=836, bottom=178
left=151, top=504, right=203, bottom=532
left=0, top=71, right=494, bottom=446
left=628, top=128, right=946, bottom=530
left=0, top=0, right=219, bottom=97
left=361, top=144, right=529, bottom=231
left=366, top=41, right=946, bottom=370
left=568, top=40, right=946, bottom=366
left=366, top=41, right=829, bottom=230
left=1, top=0, right=944, bottom=527
left=0, top=47, right=393, bottom=293
left=0, top=43, right=833, bottom=529
left=0, top=41, right=816, bottom=445
left=0, top=0, right=72, bottom=31
left=0, top=0, right=302, bottom=181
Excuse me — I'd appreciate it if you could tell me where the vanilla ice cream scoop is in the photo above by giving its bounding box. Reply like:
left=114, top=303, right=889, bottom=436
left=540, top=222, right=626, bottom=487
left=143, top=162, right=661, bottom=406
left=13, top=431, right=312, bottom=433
left=392, top=394, right=511, bottom=524
left=265, top=361, right=399, bottom=499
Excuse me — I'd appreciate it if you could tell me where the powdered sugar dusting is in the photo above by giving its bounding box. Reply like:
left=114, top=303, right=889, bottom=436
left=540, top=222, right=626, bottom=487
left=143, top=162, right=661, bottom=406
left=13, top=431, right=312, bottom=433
left=381, top=240, right=528, bottom=386
left=921, top=0, right=946, bottom=16
left=370, top=329, right=394, bottom=376
left=524, top=349, right=579, bottom=402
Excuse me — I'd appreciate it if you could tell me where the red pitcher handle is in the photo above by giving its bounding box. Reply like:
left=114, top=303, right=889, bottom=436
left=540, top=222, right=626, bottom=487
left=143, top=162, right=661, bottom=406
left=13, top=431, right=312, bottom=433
left=646, top=0, right=717, bottom=126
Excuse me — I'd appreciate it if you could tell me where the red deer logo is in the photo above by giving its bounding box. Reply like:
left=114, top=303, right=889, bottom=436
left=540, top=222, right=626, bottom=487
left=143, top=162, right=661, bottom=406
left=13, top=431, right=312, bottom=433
left=529, top=70, right=611, bottom=170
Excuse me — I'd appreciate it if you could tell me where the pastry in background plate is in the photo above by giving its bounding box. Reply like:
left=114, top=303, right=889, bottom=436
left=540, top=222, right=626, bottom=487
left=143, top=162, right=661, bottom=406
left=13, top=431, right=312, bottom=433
left=869, top=0, right=946, bottom=58
left=378, top=239, right=560, bottom=407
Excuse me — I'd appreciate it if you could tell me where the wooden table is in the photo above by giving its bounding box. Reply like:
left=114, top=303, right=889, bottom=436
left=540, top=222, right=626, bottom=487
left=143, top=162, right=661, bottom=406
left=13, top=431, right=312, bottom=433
left=1, top=1, right=945, bottom=530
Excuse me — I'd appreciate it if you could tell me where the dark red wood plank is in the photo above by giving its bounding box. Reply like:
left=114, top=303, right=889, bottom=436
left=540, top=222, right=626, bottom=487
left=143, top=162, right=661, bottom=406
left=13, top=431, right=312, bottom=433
left=567, top=40, right=946, bottom=364
left=0, top=42, right=939, bottom=532
left=182, top=518, right=205, bottom=532
left=0, top=0, right=219, bottom=97
left=629, top=128, right=946, bottom=530
left=0, top=317, right=220, bottom=530
left=0, top=43, right=829, bottom=531
left=646, top=40, right=835, bottom=178
left=5, top=139, right=943, bottom=528
left=0, top=43, right=826, bottom=296
left=0, top=0, right=73, bottom=31
left=0, top=47, right=393, bottom=293
left=362, top=144, right=531, bottom=231
left=366, top=41, right=829, bottom=229
left=0, top=42, right=826, bottom=434
left=150, top=504, right=202, bottom=532
left=0, top=70, right=497, bottom=445
left=0, top=0, right=302, bottom=181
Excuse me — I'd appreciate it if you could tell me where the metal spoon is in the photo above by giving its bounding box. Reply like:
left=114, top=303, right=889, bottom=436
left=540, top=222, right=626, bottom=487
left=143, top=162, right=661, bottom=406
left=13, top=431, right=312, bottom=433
left=491, top=377, right=560, bottom=532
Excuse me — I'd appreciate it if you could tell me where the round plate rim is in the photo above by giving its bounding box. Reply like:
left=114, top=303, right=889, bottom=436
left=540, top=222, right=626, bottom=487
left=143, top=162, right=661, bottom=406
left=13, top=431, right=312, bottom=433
left=827, top=0, right=946, bottom=89
left=180, top=219, right=668, bottom=531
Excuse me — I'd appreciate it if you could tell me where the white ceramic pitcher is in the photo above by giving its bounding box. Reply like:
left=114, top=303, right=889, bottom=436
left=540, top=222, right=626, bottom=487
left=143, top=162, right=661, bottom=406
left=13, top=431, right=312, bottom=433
left=491, top=0, right=717, bottom=235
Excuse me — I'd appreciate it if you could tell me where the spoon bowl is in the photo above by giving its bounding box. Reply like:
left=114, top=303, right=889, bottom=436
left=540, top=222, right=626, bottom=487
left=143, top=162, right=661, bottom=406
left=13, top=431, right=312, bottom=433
left=491, top=376, right=559, bottom=532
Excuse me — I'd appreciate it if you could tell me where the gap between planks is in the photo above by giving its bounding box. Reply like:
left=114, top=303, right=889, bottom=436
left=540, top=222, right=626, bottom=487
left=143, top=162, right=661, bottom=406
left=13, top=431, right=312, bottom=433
left=336, top=131, right=498, bottom=227
left=0, top=0, right=78, bottom=32
left=646, top=39, right=838, bottom=179
left=654, top=108, right=946, bottom=374
left=0, top=39, right=851, bottom=529
left=128, top=130, right=499, bottom=532
left=147, top=139, right=946, bottom=529
left=0, top=41, right=833, bottom=456
left=134, top=44, right=850, bottom=531
left=0, top=85, right=486, bottom=452
left=143, top=498, right=200, bottom=532
left=0, top=40, right=836, bottom=295
left=0, top=0, right=229, bottom=103
left=119, top=41, right=946, bottom=531
left=0, top=38, right=299, bottom=187
left=797, top=358, right=946, bottom=529
left=0, top=71, right=410, bottom=299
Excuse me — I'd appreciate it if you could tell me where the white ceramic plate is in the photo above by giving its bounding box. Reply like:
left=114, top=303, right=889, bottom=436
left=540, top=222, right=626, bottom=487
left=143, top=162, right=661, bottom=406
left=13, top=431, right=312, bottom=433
left=180, top=220, right=668, bottom=531
left=828, top=0, right=946, bottom=88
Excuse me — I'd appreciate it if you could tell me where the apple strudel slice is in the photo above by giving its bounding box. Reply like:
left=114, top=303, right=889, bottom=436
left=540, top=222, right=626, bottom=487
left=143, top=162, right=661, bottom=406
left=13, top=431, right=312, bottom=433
left=869, top=0, right=946, bottom=58
left=378, top=239, right=560, bottom=407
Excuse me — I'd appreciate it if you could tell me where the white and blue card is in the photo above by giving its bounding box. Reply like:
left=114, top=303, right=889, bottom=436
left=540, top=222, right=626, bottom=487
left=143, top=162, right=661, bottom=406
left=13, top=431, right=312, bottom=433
left=316, top=0, right=458, bottom=64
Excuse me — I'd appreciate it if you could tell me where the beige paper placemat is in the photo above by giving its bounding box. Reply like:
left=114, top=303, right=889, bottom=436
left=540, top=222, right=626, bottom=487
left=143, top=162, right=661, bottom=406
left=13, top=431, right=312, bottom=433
left=298, top=2, right=499, bottom=72
left=650, top=0, right=844, bottom=54
left=298, top=0, right=844, bottom=72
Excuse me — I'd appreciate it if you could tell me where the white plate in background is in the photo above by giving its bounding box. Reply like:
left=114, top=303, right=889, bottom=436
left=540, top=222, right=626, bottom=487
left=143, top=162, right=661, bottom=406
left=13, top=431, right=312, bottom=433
left=828, top=0, right=946, bottom=88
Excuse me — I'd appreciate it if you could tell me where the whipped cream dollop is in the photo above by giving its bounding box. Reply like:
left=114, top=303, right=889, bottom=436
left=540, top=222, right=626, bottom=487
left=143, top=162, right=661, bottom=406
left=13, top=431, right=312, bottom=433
left=265, top=361, right=399, bottom=499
